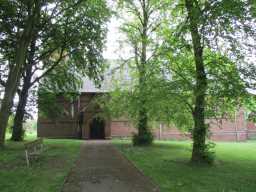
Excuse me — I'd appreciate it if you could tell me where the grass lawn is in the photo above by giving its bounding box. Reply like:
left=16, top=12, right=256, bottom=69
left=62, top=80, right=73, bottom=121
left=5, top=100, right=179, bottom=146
left=113, top=140, right=256, bottom=192
left=0, top=135, right=82, bottom=192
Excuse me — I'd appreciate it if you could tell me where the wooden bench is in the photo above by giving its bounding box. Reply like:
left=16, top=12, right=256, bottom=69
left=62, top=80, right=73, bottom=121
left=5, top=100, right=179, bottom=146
left=24, top=138, right=44, bottom=167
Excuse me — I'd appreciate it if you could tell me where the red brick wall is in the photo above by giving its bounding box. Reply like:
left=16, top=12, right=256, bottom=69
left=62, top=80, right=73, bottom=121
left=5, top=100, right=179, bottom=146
left=247, top=122, right=256, bottom=139
left=110, top=121, right=137, bottom=138
left=38, top=93, right=111, bottom=139
left=38, top=93, right=256, bottom=141
left=206, top=110, right=248, bottom=141
left=37, top=95, right=79, bottom=138
left=38, top=120, right=77, bottom=138
left=109, top=110, right=250, bottom=141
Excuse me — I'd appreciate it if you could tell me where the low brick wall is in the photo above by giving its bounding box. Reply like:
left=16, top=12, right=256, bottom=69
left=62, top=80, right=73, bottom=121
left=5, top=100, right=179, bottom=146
left=248, top=130, right=256, bottom=139
left=247, top=122, right=256, bottom=139
left=111, top=121, right=137, bottom=137
left=152, top=128, right=189, bottom=140
left=210, top=130, right=248, bottom=141
left=37, top=118, right=256, bottom=141
left=37, top=120, right=77, bottom=138
left=111, top=123, right=250, bottom=142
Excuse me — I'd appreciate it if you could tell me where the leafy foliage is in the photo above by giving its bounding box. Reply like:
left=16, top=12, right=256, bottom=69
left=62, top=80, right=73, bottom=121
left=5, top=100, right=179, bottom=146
left=0, top=0, right=110, bottom=143
left=105, top=0, right=256, bottom=162
left=132, top=131, right=153, bottom=146
left=38, top=60, right=82, bottom=119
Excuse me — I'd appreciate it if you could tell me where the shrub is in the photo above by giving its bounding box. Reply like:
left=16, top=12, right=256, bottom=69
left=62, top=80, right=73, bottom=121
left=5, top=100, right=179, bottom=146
left=200, top=142, right=216, bottom=164
left=132, top=131, right=153, bottom=146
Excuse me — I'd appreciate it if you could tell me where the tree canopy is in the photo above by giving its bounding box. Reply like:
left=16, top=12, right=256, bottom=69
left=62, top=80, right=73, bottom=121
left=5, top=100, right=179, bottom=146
left=0, top=0, right=256, bottom=164
left=102, top=0, right=256, bottom=163
left=0, top=0, right=110, bottom=144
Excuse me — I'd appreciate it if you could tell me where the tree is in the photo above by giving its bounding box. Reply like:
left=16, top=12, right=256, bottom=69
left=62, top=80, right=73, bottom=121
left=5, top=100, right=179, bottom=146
left=10, top=34, right=37, bottom=141
left=10, top=0, right=110, bottom=141
left=249, top=0, right=256, bottom=17
left=0, top=0, right=110, bottom=145
left=184, top=0, right=209, bottom=163
left=170, top=0, right=254, bottom=163
left=116, top=0, right=169, bottom=145
left=111, top=0, right=254, bottom=162
left=0, top=0, right=42, bottom=146
left=38, top=60, right=83, bottom=121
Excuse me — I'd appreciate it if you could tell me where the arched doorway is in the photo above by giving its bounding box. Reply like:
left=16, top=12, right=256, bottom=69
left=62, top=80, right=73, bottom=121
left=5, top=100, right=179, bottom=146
left=89, top=117, right=105, bottom=139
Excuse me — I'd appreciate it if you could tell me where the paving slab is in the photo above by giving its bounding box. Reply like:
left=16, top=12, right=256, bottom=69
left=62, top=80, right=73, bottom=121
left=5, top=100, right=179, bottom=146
left=62, top=140, right=159, bottom=192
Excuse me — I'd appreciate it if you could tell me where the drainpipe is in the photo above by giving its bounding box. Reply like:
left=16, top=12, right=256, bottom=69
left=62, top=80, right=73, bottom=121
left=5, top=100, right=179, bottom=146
left=159, top=123, right=162, bottom=140
left=77, top=96, right=81, bottom=138
left=78, top=96, right=80, bottom=112
left=243, top=110, right=248, bottom=140
left=71, top=100, right=74, bottom=118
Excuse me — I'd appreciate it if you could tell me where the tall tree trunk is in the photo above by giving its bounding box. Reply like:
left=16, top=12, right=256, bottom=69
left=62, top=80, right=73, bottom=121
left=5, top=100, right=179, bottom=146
left=11, top=38, right=36, bottom=141
left=138, top=45, right=148, bottom=136
left=138, top=0, right=149, bottom=138
left=138, top=76, right=148, bottom=136
left=185, top=0, right=208, bottom=163
left=0, top=2, right=40, bottom=147
left=0, top=40, right=31, bottom=146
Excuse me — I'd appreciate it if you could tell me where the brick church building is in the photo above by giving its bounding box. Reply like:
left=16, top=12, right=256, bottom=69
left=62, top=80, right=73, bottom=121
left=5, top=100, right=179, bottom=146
left=38, top=76, right=256, bottom=142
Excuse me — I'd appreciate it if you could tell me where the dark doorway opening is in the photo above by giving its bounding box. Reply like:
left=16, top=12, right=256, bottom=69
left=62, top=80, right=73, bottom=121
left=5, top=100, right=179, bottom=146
left=90, top=117, right=105, bottom=139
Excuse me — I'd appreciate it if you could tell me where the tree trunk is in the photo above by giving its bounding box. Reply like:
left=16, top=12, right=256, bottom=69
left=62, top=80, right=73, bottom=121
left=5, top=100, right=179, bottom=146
left=0, top=42, right=30, bottom=146
left=11, top=87, right=29, bottom=141
left=0, top=2, right=40, bottom=146
left=138, top=80, right=148, bottom=136
left=11, top=37, right=36, bottom=141
left=185, top=0, right=208, bottom=163
left=138, top=0, right=149, bottom=137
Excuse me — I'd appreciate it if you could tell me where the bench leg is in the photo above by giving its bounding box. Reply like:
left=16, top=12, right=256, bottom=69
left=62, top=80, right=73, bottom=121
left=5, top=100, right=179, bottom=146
left=25, top=151, right=30, bottom=167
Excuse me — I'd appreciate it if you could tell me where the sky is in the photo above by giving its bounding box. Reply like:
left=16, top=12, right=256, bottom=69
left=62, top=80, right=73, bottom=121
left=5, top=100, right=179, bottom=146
left=103, top=17, right=120, bottom=60
left=102, top=0, right=134, bottom=61
left=103, top=1, right=120, bottom=60
left=102, top=17, right=133, bottom=61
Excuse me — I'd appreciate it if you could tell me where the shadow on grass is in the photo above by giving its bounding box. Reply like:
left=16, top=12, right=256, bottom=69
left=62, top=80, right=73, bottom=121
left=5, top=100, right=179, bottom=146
left=153, top=141, right=192, bottom=151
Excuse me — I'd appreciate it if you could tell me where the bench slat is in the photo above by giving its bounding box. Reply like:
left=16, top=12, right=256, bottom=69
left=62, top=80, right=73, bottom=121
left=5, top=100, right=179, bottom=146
left=24, top=138, right=44, bottom=167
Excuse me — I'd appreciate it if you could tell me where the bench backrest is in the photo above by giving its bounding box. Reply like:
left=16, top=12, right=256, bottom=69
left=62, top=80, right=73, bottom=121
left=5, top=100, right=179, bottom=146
left=24, top=138, right=43, bottom=152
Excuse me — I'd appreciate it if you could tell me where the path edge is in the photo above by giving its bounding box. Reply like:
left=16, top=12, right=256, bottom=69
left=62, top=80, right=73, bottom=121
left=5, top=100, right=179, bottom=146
left=111, top=143, right=160, bottom=192
left=59, top=141, right=84, bottom=192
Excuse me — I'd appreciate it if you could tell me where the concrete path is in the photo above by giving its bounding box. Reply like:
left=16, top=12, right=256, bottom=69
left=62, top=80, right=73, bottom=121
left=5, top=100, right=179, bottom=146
left=62, top=140, right=159, bottom=192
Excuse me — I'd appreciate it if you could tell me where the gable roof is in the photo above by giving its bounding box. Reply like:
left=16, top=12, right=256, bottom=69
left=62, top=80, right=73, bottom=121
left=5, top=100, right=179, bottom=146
left=80, top=76, right=111, bottom=93
left=80, top=60, right=125, bottom=93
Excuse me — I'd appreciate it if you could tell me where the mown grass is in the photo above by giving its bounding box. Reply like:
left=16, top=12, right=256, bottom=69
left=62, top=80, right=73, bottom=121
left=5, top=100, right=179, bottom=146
left=0, top=134, right=82, bottom=192
left=113, top=140, right=256, bottom=192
